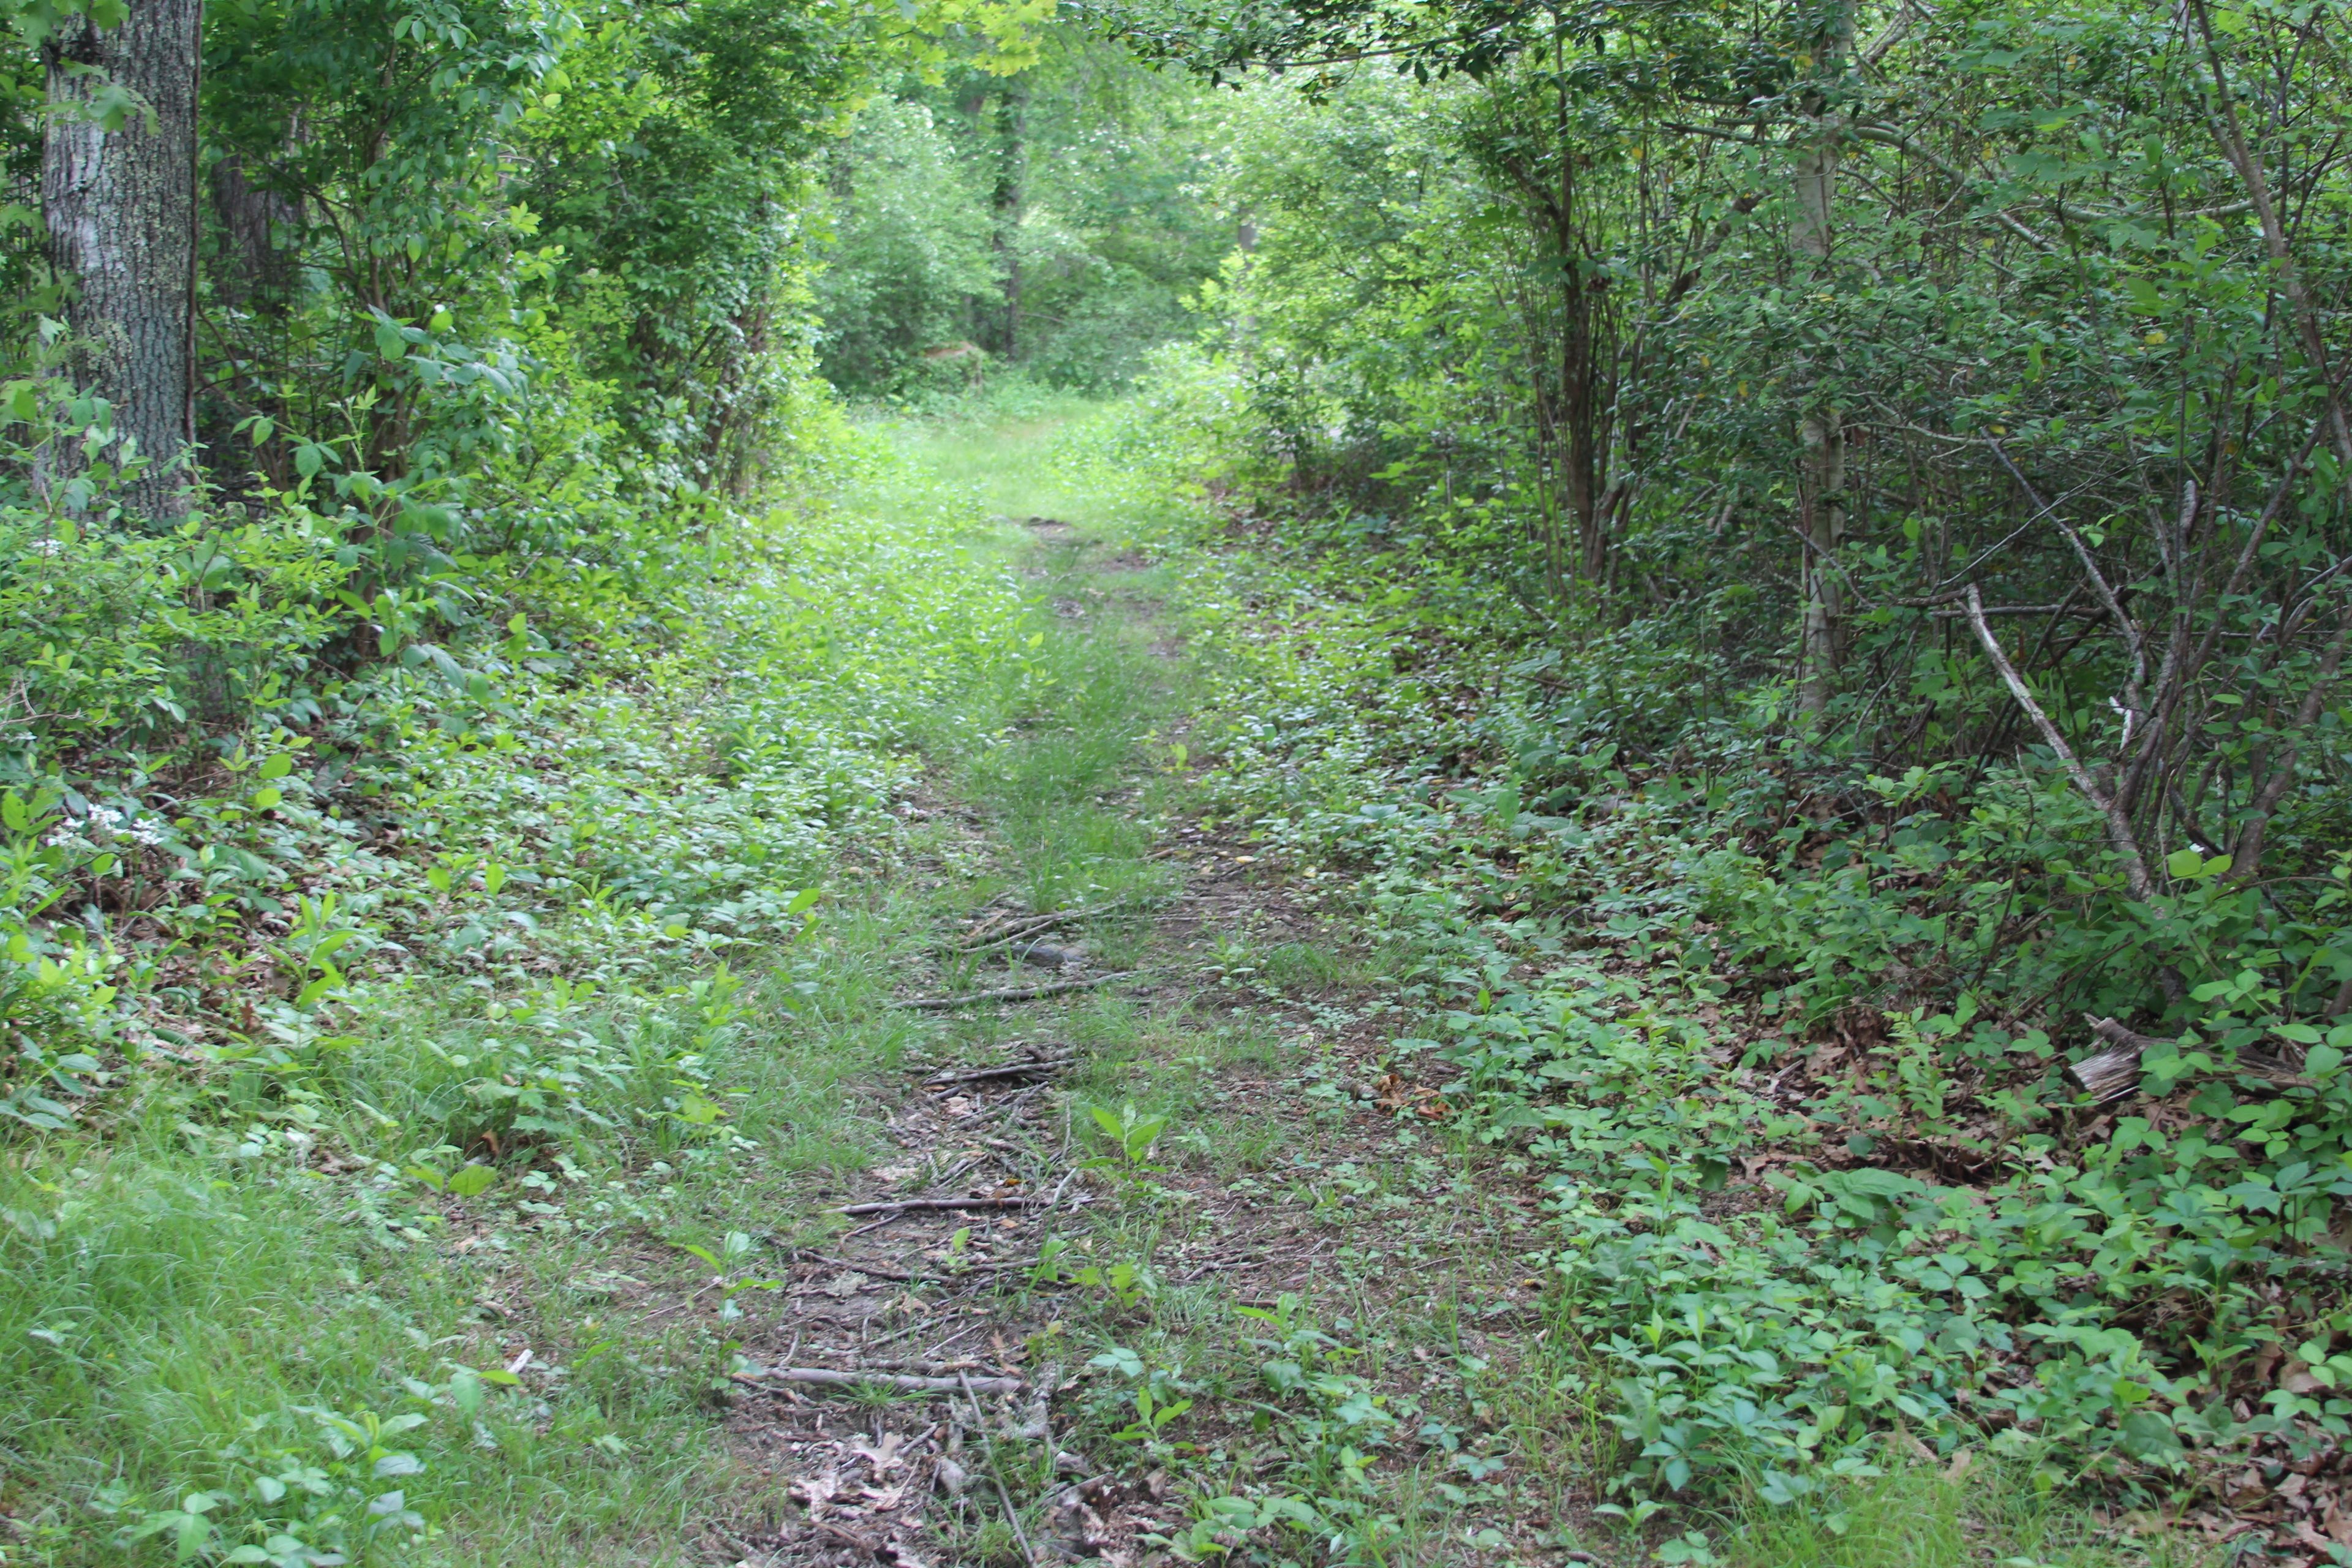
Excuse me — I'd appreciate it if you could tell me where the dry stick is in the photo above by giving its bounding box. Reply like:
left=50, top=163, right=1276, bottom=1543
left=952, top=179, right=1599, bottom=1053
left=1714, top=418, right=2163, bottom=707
left=1964, top=586, right=2158, bottom=902
left=897, top=973, right=1140, bottom=1011
left=1985, top=438, right=2147, bottom=720
left=926, top=1058, right=1074, bottom=1088
left=834, top=1196, right=1044, bottom=1217
left=949, top=897, right=1147, bottom=955
left=959, top=1371, right=1039, bottom=1567
left=791, top=1251, right=932, bottom=1284
left=733, top=1365, right=1023, bottom=1396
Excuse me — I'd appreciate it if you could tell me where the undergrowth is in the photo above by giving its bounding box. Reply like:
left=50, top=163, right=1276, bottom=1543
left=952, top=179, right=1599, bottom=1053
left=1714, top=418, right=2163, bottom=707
left=0, top=426, right=1051, bottom=1564
left=1022, top=383, right=2340, bottom=1564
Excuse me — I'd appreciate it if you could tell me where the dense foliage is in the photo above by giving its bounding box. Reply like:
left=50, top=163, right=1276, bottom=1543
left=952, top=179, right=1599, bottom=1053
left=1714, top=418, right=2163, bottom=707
left=814, top=26, right=1229, bottom=397
left=1054, top=0, right=2352, bottom=1544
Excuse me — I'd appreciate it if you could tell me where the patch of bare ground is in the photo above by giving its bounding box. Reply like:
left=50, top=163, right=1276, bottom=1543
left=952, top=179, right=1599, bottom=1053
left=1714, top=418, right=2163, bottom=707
left=697, top=828, right=1610, bottom=1564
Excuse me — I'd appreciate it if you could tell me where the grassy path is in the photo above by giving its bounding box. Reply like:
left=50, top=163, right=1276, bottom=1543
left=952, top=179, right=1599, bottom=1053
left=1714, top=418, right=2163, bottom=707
left=710, top=412, right=2220, bottom=1568
left=704, top=415, right=1578, bottom=1567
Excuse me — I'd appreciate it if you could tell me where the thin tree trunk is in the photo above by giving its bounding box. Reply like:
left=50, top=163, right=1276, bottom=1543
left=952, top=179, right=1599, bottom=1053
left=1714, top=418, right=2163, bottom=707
left=2190, top=0, right=2352, bottom=490
left=1792, top=0, right=1852, bottom=722
left=42, top=0, right=204, bottom=527
left=990, top=77, right=1028, bottom=362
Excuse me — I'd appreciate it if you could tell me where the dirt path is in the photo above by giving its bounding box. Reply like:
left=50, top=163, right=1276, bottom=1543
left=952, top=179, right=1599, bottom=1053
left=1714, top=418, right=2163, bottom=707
left=696, top=497, right=1577, bottom=1568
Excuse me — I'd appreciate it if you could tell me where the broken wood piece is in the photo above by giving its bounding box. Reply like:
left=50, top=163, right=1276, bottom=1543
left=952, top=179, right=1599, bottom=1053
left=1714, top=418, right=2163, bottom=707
left=2067, top=1015, right=2164, bottom=1101
left=834, top=1196, right=1044, bottom=1216
left=734, top=1365, right=1024, bottom=1395
left=896, top=973, right=1138, bottom=1011
left=2068, top=1014, right=2318, bottom=1100
left=925, top=1057, right=1074, bottom=1088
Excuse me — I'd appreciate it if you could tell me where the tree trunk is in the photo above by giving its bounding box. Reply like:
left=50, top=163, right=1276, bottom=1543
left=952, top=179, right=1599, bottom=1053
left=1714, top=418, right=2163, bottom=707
left=990, top=77, right=1028, bottom=363
left=1791, top=0, right=1852, bottom=722
left=209, top=153, right=298, bottom=314
left=42, top=0, right=204, bottom=527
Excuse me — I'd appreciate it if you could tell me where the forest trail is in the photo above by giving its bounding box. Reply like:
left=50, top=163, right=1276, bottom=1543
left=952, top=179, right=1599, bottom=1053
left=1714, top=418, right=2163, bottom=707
left=708, top=420, right=1578, bottom=1568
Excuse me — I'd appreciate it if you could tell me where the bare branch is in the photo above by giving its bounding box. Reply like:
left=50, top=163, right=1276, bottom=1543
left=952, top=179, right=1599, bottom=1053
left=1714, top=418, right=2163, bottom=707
left=1964, top=586, right=2158, bottom=902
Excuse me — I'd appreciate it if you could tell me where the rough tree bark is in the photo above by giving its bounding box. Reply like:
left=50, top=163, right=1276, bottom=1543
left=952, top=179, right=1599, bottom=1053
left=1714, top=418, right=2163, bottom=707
left=42, top=0, right=204, bottom=527
left=1792, top=0, right=1853, bottom=721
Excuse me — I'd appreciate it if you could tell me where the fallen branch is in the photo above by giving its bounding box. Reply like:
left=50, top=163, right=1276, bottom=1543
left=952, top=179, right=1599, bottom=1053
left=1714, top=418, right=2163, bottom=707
left=897, top=973, right=1139, bottom=1011
left=1964, top=586, right=2159, bottom=902
left=733, top=1365, right=1023, bottom=1396
left=834, top=1196, right=1044, bottom=1216
left=926, top=1057, right=1074, bottom=1087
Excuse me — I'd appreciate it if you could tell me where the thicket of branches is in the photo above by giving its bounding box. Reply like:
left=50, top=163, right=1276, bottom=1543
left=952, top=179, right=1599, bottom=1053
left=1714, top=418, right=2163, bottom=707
left=1106, top=0, right=2352, bottom=1032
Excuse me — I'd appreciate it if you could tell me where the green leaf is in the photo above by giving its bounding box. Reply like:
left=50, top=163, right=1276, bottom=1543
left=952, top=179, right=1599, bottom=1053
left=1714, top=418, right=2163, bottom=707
left=447, top=1164, right=497, bottom=1198
left=2165, top=848, right=2228, bottom=881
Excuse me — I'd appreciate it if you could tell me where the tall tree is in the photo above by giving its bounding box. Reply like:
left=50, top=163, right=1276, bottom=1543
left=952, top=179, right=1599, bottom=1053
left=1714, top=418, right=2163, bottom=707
left=42, top=0, right=203, bottom=525
left=1790, top=0, right=1851, bottom=721
left=989, top=75, right=1028, bottom=360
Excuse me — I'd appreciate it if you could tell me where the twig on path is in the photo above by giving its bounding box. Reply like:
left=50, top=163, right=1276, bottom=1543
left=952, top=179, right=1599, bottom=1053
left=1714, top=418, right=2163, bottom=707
left=733, top=1365, right=1024, bottom=1395
left=812, top=1520, right=913, bottom=1564
left=835, top=1196, right=1043, bottom=1216
left=897, top=973, right=1140, bottom=1011
left=960, top=1371, right=1041, bottom=1566
left=788, top=1250, right=933, bottom=1283
left=948, top=898, right=1148, bottom=954
left=926, top=1057, right=1074, bottom=1087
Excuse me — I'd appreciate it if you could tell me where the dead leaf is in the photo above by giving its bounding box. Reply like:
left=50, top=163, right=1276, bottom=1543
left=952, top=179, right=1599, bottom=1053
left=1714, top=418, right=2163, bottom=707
left=792, top=1468, right=842, bottom=1519
left=851, top=1431, right=906, bottom=1474
left=824, top=1270, right=869, bottom=1298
